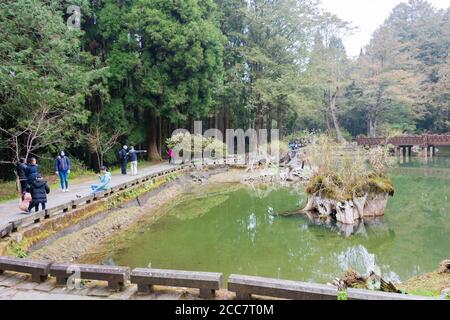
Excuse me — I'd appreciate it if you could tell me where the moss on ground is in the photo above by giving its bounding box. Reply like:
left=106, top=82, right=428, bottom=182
left=398, top=271, right=450, bottom=298
left=306, top=172, right=394, bottom=201
left=6, top=241, right=28, bottom=258
left=367, top=173, right=395, bottom=196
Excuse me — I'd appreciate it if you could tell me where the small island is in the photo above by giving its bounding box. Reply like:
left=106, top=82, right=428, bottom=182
left=301, top=137, right=395, bottom=224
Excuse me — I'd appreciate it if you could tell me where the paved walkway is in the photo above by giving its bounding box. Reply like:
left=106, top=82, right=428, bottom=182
left=0, top=162, right=178, bottom=230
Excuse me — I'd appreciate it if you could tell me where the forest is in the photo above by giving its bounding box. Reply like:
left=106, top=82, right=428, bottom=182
left=1, top=0, right=449, bottom=177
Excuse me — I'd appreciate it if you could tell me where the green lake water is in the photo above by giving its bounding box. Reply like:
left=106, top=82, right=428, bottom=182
left=107, top=152, right=449, bottom=285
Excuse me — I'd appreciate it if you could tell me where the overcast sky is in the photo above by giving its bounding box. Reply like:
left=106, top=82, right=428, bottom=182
left=320, top=0, right=450, bottom=57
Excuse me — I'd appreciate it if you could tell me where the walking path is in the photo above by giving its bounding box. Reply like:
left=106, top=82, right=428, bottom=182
left=0, top=162, right=178, bottom=231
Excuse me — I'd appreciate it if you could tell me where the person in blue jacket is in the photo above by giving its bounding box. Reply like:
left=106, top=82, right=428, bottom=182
left=90, top=166, right=111, bottom=194
left=55, top=151, right=71, bottom=192
left=25, top=157, right=39, bottom=182
left=119, top=145, right=128, bottom=175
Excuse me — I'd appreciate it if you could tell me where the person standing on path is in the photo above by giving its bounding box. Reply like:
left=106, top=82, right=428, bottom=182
left=16, top=157, right=28, bottom=196
left=128, top=146, right=147, bottom=175
left=26, top=176, right=50, bottom=213
left=119, top=145, right=128, bottom=175
left=55, top=151, right=71, bottom=192
left=25, top=157, right=39, bottom=182
left=167, top=148, right=174, bottom=164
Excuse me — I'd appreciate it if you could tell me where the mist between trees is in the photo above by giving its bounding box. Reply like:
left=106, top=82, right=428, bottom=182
left=1, top=0, right=449, bottom=179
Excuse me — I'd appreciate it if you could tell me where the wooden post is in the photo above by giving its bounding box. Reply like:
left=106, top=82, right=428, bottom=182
left=428, top=146, right=434, bottom=158
left=422, top=147, right=428, bottom=159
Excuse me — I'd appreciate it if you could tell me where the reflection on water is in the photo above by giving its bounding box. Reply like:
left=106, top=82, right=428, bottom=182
left=291, top=209, right=397, bottom=239
left=105, top=151, right=449, bottom=285
left=335, top=245, right=379, bottom=277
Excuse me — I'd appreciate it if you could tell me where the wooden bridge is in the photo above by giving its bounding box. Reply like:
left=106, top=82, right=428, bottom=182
left=356, top=134, right=450, bottom=157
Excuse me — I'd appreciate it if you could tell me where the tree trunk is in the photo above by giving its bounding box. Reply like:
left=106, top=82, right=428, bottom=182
left=215, top=107, right=220, bottom=130
left=277, top=105, right=283, bottom=140
left=148, top=111, right=161, bottom=160
left=255, top=105, right=263, bottom=145
left=209, top=115, right=214, bottom=130
left=267, top=108, right=272, bottom=143
left=158, top=116, right=162, bottom=154
left=324, top=91, right=332, bottom=134
left=325, top=110, right=332, bottom=134
left=223, top=105, right=229, bottom=134
left=329, top=89, right=345, bottom=143
left=368, top=114, right=377, bottom=137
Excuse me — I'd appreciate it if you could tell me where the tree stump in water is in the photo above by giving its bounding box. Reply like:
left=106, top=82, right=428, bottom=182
left=364, top=193, right=389, bottom=217
left=438, top=260, right=450, bottom=274
left=302, top=192, right=390, bottom=225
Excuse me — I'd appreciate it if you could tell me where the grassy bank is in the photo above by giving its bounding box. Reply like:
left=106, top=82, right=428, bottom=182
left=399, top=271, right=450, bottom=298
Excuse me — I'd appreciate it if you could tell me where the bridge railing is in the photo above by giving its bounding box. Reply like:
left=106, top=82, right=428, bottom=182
left=356, top=134, right=450, bottom=147
left=0, top=164, right=194, bottom=239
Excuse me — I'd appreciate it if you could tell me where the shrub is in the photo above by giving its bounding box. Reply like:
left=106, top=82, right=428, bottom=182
left=304, top=135, right=394, bottom=201
left=36, top=154, right=91, bottom=178
left=166, top=133, right=227, bottom=158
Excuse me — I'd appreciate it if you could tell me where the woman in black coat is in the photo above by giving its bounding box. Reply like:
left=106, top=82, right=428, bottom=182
left=16, top=157, right=28, bottom=195
left=27, top=177, right=50, bottom=213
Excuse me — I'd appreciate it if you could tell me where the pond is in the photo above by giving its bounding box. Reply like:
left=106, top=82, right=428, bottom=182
left=104, top=151, right=449, bottom=285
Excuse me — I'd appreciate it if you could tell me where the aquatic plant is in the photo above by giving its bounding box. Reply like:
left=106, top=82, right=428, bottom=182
left=8, top=241, right=28, bottom=258
left=337, top=291, right=348, bottom=300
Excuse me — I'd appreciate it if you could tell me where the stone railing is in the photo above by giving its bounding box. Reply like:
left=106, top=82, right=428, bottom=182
left=0, top=256, right=436, bottom=300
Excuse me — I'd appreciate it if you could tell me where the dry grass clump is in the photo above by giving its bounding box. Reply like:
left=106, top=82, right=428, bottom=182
left=367, top=173, right=395, bottom=196
left=305, top=135, right=394, bottom=201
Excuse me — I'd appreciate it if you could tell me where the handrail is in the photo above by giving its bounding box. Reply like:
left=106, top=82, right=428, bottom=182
left=0, top=256, right=437, bottom=300
left=0, top=164, right=193, bottom=238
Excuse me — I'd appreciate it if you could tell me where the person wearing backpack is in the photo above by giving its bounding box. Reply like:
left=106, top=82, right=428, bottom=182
left=27, top=176, right=50, bottom=213
left=119, top=145, right=128, bottom=175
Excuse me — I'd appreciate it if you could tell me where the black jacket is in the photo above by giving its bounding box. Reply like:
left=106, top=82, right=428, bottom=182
left=127, top=149, right=146, bottom=162
left=119, top=149, right=128, bottom=161
left=28, top=179, right=50, bottom=203
left=25, top=164, right=39, bottom=181
left=17, top=162, right=27, bottom=181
